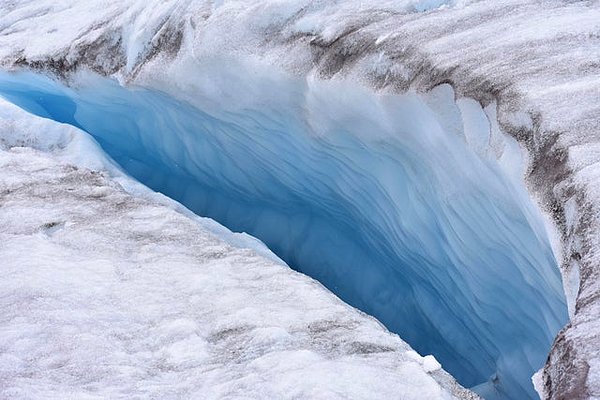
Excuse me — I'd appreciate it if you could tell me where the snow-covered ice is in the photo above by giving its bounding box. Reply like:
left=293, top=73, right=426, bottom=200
left=0, top=98, right=475, bottom=399
left=0, top=69, right=568, bottom=400
left=0, top=0, right=599, bottom=399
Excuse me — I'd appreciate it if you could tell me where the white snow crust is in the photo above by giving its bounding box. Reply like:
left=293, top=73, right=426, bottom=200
left=0, top=98, right=476, bottom=399
left=1, top=0, right=599, bottom=398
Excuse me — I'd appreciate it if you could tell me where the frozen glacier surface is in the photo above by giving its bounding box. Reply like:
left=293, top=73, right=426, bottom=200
left=1, top=0, right=600, bottom=399
left=0, top=97, right=476, bottom=400
left=0, top=68, right=568, bottom=400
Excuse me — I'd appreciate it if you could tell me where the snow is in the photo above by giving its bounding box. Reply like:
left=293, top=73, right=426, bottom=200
left=0, top=0, right=599, bottom=398
left=404, top=351, right=442, bottom=373
left=0, top=98, right=474, bottom=400
left=424, top=356, right=443, bottom=373
left=0, top=69, right=567, bottom=400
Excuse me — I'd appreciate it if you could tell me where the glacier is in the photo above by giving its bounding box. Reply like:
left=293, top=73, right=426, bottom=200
left=0, top=96, right=478, bottom=400
left=0, top=68, right=568, bottom=400
left=1, top=0, right=600, bottom=399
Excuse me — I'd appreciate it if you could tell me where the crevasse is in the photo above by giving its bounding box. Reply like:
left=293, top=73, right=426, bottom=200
left=0, top=69, right=568, bottom=400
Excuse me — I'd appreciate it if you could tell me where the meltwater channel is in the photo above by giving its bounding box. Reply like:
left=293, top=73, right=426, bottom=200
left=0, top=70, right=568, bottom=400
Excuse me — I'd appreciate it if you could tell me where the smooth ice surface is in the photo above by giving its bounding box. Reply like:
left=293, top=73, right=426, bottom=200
left=0, top=97, right=474, bottom=400
left=0, top=70, right=568, bottom=400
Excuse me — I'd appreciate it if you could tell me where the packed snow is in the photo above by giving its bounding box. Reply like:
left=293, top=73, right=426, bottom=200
left=0, top=0, right=599, bottom=399
left=0, top=68, right=568, bottom=400
left=0, top=98, right=476, bottom=400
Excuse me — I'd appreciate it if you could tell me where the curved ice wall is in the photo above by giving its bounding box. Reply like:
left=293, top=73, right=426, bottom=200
left=0, top=69, right=568, bottom=400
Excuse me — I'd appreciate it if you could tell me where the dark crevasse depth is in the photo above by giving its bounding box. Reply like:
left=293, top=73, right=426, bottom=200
left=0, top=70, right=568, bottom=400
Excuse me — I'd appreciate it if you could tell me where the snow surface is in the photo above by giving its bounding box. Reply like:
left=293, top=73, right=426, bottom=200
left=0, top=0, right=599, bottom=398
left=0, top=98, right=476, bottom=400
left=0, top=70, right=568, bottom=400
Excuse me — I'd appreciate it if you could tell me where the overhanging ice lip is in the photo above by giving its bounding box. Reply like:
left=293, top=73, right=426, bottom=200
left=0, top=69, right=568, bottom=400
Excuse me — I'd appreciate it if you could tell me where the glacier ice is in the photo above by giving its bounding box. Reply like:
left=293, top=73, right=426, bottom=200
left=0, top=97, right=476, bottom=400
left=1, top=0, right=600, bottom=398
left=0, top=68, right=568, bottom=400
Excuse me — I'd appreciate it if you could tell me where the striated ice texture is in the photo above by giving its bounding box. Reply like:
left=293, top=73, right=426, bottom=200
left=0, top=96, right=474, bottom=400
left=0, top=69, right=568, bottom=400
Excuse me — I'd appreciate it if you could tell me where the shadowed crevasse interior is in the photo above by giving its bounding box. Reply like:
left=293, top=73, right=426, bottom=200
left=0, top=70, right=568, bottom=400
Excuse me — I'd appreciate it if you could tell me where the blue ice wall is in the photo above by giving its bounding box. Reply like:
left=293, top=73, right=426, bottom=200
left=0, top=71, right=568, bottom=400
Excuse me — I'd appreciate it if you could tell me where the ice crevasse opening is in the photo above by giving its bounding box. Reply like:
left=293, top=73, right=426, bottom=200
left=0, top=66, right=568, bottom=400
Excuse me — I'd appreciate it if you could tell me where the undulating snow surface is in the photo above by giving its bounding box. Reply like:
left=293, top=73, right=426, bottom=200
left=0, top=98, right=477, bottom=400
left=1, top=0, right=599, bottom=399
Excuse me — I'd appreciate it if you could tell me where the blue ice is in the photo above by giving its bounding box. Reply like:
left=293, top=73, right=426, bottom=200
left=0, top=70, right=568, bottom=400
